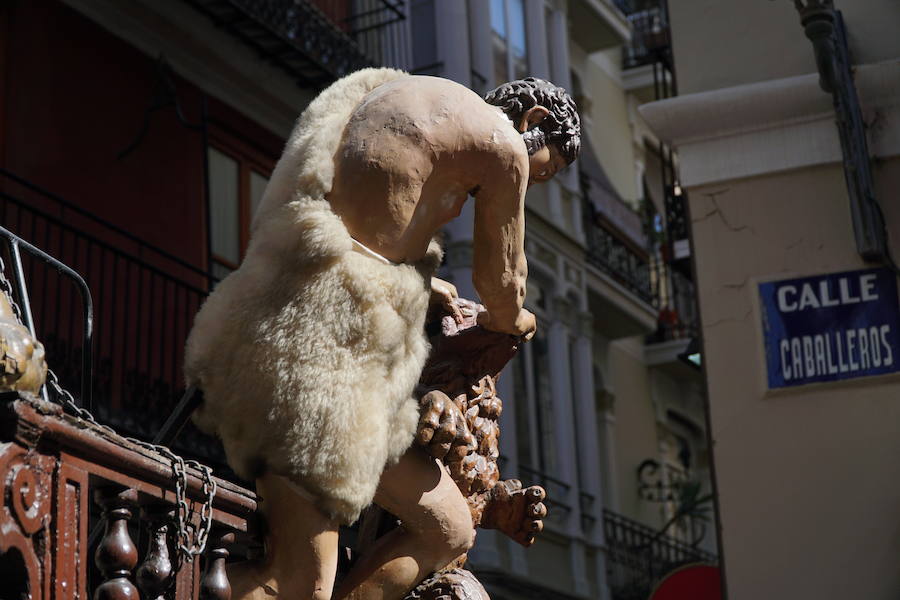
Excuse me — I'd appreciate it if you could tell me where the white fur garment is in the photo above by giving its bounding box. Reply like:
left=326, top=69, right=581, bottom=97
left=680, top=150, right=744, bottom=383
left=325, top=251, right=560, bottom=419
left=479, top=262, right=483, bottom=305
left=184, top=68, right=440, bottom=525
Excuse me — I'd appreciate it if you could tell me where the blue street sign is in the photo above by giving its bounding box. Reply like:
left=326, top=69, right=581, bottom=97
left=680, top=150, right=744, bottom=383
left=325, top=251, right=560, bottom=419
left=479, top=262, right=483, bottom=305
left=759, top=267, right=900, bottom=388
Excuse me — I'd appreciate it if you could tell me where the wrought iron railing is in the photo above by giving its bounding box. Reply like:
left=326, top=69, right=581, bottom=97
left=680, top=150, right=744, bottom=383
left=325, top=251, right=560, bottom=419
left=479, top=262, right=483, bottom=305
left=650, top=267, right=698, bottom=342
left=0, top=169, right=226, bottom=470
left=616, top=0, right=673, bottom=71
left=583, top=202, right=656, bottom=307
left=603, top=508, right=716, bottom=600
left=184, top=0, right=409, bottom=87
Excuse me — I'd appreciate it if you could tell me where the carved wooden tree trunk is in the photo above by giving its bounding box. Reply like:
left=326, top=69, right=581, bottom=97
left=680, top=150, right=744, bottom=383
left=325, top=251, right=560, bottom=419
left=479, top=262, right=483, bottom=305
left=357, top=298, right=547, bottom=600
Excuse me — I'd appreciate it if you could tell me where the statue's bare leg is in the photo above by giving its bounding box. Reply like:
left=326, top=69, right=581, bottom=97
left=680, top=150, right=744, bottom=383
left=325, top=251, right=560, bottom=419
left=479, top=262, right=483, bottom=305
left=229, top=471, right=339, bottom=600
left=333, top=446, right=475, bottom=600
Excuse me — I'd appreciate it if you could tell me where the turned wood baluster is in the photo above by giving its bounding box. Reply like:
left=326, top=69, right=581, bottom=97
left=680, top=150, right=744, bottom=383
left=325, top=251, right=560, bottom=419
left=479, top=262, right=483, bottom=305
left=135, top=505, right=174, bottom=600
left=93, top=488, right=140, bottom=600
left=200, top=529, right=235, bottom=600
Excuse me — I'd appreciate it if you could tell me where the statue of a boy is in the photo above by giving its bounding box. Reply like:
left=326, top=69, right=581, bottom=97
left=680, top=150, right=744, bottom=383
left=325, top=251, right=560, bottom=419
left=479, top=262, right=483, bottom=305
left=184, top=69, right=580, bottom=599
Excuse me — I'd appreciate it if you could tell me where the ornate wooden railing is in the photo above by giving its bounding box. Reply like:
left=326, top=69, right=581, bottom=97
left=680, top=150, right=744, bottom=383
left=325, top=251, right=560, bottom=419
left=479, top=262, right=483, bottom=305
left=0, top=391, right=258, bottom=599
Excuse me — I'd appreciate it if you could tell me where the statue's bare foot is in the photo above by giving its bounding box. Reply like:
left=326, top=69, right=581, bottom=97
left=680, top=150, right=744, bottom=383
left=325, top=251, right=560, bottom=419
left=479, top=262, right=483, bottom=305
left=480, top=479, right=546, bottom=547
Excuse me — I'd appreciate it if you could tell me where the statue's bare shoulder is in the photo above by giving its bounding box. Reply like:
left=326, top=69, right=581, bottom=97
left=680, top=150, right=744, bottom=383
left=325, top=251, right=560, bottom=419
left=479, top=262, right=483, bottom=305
left=347, top=76, right=527, bottom=162
left=328, top=75, right=528, bottom=262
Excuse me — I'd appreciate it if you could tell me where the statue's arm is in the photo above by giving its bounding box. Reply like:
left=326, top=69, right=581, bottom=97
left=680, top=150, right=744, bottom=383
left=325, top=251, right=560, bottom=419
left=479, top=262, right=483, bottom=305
left=471, top=150, right=535, bottom=339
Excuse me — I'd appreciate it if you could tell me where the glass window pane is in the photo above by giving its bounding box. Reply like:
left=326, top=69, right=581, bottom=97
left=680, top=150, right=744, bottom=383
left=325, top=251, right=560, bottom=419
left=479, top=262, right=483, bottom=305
left=211, top=261, right=234, bottom=283
left=491, top=0, right=509, bottom=85
left=249, top=170, right=269, bottom=220
left=545, top=6, right=554, bottom=76
left=531, top=332, right=556, bottom=472
left=490, top=0, right=506, bottom=37
left=509, top=0, right=528, bottom=79
left=512, top=354, right=532, bottom=469
left=493, top=39, right=509, bottom=87
left=508, top=0, right=526, bottom=56
left=412, top=0, right=438, bottom=70
left=569, top=336, right=585, bottom=491
left=208, top=147, right=240, bottom=265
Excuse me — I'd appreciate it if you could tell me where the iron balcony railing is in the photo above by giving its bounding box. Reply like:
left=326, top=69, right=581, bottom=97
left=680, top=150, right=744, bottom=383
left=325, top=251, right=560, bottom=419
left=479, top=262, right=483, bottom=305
left=614, top=0, right=673, bottom=71
left=649, top=267, right=698, bottom=343
left=645, top=189, right=699, bottom=344
left=0, top=169, right=226, bottom=470
left=184, top=0, right=410, bottom=88
left=603, top=508, right=716, bottom=600
left=583, top=200, right=657, bottom=307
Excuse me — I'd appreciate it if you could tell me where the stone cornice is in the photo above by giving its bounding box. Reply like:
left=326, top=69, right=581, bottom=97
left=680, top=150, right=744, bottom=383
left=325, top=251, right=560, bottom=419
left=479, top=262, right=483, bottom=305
left=639, top=61, right=900, bottom=187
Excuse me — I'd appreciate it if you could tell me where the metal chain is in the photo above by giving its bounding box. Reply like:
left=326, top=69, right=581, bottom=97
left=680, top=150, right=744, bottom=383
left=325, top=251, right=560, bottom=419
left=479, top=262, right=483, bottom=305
left=131, top=440, right=217, bottom=566
left=0, top=257, right=23, bottom=324
left=0, top=256, right=216, bottom=565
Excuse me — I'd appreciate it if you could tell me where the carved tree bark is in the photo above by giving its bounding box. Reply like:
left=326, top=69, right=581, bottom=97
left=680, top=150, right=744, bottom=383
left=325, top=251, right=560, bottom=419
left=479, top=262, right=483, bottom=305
left=398, top=298, right=548, bottom=600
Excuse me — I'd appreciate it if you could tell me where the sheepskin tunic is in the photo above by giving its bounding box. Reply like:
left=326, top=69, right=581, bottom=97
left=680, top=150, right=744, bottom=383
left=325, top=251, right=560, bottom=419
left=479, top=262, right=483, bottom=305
left=184, top=68, right=439, bottom=525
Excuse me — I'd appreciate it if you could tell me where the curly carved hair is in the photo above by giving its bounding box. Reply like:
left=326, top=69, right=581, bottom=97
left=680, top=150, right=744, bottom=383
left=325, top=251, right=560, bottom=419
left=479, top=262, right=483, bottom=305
left=484, top=77, right=581, bottom=164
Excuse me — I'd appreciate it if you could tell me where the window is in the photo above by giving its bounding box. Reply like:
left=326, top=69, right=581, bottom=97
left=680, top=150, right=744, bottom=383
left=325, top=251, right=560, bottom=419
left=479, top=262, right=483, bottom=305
left=569, top=333, right=584, bottom=491
left=490, top=0, right=528, bottom=86
left=511, top=279, right=556, bottom=474
left=206, top=139, right=273, bottom=280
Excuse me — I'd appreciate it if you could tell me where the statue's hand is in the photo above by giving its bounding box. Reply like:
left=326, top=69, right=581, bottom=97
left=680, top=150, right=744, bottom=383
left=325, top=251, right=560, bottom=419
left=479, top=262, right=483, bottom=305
left=416, top=390, right=476, bottom=462
left=430, top=277, right=463, bottom=324
left=477, top=307, right=536, bottom=341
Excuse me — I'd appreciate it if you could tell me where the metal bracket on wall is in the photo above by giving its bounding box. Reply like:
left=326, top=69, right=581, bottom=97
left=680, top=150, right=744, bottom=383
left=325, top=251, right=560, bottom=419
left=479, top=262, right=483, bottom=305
left=117, top=55, right=205, bottom=161
left=794, top=0, right=887, bottom=262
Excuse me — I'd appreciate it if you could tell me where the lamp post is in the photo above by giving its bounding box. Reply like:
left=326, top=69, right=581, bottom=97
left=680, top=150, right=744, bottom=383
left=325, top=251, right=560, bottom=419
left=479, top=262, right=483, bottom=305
left=790, top=0, right=888, bottom=263
left=794, top=0, right=837, bottom=92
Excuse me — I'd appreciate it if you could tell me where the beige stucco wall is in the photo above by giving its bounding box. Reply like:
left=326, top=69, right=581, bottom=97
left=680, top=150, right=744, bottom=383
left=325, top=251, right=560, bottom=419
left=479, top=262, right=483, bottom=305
left=569, top=45, right=639, bottom=204
left=608, top=339, right=667, bottom=527
left=688, top=159, right=900, bottom=598
left=670, top=0, right=900, bottom=95
left=525, top=532, right=578, bottom=595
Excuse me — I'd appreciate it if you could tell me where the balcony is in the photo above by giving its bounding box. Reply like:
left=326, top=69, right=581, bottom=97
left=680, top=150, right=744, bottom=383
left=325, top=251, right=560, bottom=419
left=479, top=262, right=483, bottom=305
left=579, top=134, right=658, bottom=338
left=183, top=0, right=409, bottom=87
left=615, top=0, right=672, bottom=71
left=568, top=0, right=632, bottom=53
left=584, top=210, right=654, bottom=308
left=617, top=0, right=675, bottom=104
left=603, top=508, right=716, bottom=600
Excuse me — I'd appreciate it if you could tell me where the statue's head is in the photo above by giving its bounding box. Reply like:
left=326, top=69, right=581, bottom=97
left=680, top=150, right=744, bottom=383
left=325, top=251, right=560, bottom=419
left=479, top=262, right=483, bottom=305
left=484, top=77, right=581, bottom=183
